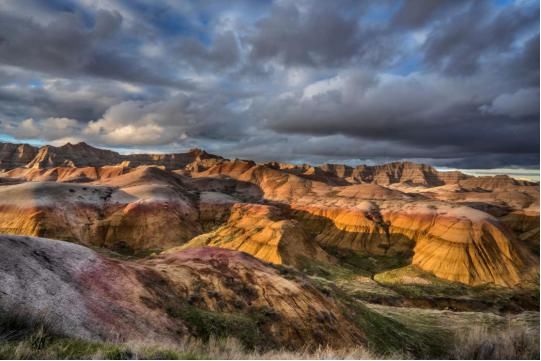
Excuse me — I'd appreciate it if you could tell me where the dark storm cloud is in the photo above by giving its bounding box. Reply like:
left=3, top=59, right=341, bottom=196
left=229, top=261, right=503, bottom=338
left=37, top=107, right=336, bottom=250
left=391, top=0, right=468, bottom=29
left=247, top=1, right=393, bottom=68
left=174, top=31, right=241, bottom=71
left=0, top=7, right=191, bottom=88
left=423, top=0, right=539, bottom=75
left=0, top=0, right=538, bottom=170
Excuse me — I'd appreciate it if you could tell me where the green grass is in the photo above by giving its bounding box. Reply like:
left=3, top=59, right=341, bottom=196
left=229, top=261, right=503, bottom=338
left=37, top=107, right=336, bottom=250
left=374, top=265, right=470, bottom=297
left=375, top=265, right=540, bottom=312
left=300, top=246, right=539, bottom=314
left=309, top=277, right=448, bottom=358
left=325, top=246, right=412, bottom=275
left=293, top=263, right=447, bottom=358
left=299, top=246, right=411, bottom=280
left=0, top=332, right=217, bottom=360
left=165, top=303, right=276, bottom=350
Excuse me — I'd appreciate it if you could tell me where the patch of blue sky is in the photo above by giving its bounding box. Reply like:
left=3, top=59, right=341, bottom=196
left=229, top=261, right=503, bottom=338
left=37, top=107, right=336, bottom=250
left=360, top=2, right=399, bottom=25
left=28, top=79, right=43, bottom=89
left=0, top=134, right=44, bottom=146
left=121, top=0, right=209, bottom=41
left=494, top=0, right=516, bottom=7
left=388, top=55, right=422, bottom=76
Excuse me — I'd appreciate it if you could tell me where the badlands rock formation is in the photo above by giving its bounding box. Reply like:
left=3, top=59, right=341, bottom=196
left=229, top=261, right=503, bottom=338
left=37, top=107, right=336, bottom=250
left=0, top=142, right=38, bottom=169
left=0, top=167, right=201, bottom=250
left=0, top=141, right=538, bottom=287
left=0, top=141, right=222, bottom=171
left=170, top=203, right=331, bottom=266
left=0, top=234, right=364, bottom=349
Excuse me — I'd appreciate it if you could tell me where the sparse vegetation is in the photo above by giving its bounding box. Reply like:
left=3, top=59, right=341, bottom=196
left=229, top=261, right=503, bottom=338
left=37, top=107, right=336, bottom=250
left=165, top=304, right=269, bottom=350
left=1, top=311, right=537, bottom=359
left=300, top=247, right=539, bottom=315
left=450, top=324, right=540, bottom=360
left=295, top=250, right=540, bottom=359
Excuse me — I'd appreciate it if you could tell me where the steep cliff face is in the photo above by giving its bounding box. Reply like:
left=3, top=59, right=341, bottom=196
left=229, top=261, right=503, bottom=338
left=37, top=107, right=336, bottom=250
left=319, top=163, right=354, bottom=178
left=26, top=142, right=122, bottom=169
left=459, top=175, right=537, bottom=190
left=0, top=142, right=38, bottom=169
left=348, top=162, right=470, bottom=186
left=384, top=205, right=528, bottom=286
left=500, top=207, right=540, bottom=253
left=0, top=235, right=365, bottom=349
left=290, top=199, right=531, bottom=286
left=174, top=203, right=331, bottom=266
left=2, top=142, right=223, bottom=171
left=123, top=148, right=223, bottom=170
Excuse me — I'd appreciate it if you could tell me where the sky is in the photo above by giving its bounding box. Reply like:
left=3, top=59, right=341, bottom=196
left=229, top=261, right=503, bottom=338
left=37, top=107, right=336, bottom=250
left=0, top=0, right=539, bottom=175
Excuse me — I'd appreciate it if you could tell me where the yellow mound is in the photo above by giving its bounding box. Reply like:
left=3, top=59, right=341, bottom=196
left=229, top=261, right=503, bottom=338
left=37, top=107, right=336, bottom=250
left=169, top=203, right=331, bottom=266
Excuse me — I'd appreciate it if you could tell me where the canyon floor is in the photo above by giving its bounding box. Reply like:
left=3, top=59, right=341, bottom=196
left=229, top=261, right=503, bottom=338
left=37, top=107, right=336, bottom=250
left=0, top=141, right=539, bottom=359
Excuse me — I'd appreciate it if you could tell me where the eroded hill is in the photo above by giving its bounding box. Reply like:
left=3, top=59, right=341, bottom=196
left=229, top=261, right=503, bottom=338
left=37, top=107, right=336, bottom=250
left=0, top=141, right=538, bottom=288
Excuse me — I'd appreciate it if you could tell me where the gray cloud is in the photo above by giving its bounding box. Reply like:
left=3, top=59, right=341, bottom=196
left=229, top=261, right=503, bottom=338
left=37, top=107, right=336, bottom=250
left=255, top=67, right=539, bottom=166
left=423, top=1, right=539, bottom=75
left=391, top=0, right=468, bottom=29
left=0, top=0, right=538, bottom=170
left=0, top=8, right=192, bottom=88
left=480, top=88, right=539, bottom=118
left=247, top=2, right=392, bottom=68
left=174, top=31, right=241, bottom=71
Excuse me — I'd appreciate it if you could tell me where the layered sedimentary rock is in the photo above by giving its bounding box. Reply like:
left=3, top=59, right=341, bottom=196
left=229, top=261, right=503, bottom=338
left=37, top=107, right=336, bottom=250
left=0, top=165, right=130, bottom=182
left=0, top=235, right=365, bottom=348
left=1, top=141, right=223, bottom=171
left=26, top=142, right=121, bottom=169
left=173, top=203, right=331, bottom=266
left=190, top=160, right=534, bottom=286
left=0, top=141, right=538, bottom=287
left=0, top=167, right=201, bottom=252
left=293, top=201, right=531, bottom=286
left=347, top=162, right=469, bottom=186
left=0, top=142, right=38, bottom=169
left=192, top=160, right=326, bottom=201
left=123, top=148, right=223, bottom=170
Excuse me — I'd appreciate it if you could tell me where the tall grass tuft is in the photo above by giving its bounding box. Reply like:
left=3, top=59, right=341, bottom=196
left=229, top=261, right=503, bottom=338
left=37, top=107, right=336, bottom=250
left=450, top=324, right=540, bottom=360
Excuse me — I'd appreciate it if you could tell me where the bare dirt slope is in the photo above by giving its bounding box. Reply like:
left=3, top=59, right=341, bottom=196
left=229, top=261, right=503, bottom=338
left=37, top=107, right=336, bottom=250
left=0, top=234, right=364, bottom=349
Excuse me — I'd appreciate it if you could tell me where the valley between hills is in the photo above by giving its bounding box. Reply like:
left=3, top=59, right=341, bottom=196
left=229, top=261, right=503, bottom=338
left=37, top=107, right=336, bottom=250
left=0, top=141, right=539, bottom=359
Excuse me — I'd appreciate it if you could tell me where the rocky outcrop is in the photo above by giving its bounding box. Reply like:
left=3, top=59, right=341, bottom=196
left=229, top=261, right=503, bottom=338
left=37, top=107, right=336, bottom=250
left=0, top=142, right=38, bottom=170
left=291, top=200, right=532, bottom=287
left=2, top=141, right=223, bottom=171
left=459, top=175, right=537, bottom=190
left=349, top=162, right=469, bottom=186
left=26, top=142, right=122, bottom=169
left=0, top=235, right=365, bottom=349
left=123, top=148, right=223, bottom=170
left=193, top=160, right=328, bottom=202
left=0, top=165, right=130, bottom=182
left=173, top=203, right=331, bottom=266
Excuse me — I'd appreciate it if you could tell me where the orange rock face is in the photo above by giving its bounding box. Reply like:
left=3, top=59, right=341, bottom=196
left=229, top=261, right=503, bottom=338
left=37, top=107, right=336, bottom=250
left=172, top=203, right=331, bottom=266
